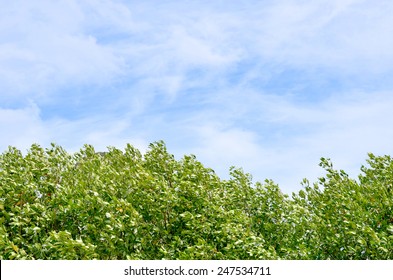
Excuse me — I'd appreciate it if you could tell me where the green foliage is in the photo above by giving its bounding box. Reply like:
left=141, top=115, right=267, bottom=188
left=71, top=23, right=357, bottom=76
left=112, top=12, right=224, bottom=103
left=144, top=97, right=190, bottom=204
left=0, top=143, right=392, bottom=259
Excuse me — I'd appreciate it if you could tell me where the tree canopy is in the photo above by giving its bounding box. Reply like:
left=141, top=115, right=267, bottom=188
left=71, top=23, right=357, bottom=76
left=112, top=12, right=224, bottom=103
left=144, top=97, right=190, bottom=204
left=0, top=141, right=392, bottom=259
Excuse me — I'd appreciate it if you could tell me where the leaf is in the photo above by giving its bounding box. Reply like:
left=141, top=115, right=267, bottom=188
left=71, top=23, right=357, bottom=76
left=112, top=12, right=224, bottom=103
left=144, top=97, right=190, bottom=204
left=11, top=243, right=19, bottom=253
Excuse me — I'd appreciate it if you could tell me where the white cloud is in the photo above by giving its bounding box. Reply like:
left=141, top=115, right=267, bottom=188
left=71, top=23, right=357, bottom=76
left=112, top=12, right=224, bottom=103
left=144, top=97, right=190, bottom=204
left=0, top=0, right=127, bottom=101
left=167, top=89, right=393, bottom=193
left=192, top=125, right=264, bottom=166
left=0, top=103, right=47, bottom=151
left=221, top=0, right=393, bottom=76
left=0, top=102, right=148, bottom=155
left=1, top=89, right=392, bottom=194
left=2, top=0, right=393, bottom=103
left=42, top=115, right=149, bottom=154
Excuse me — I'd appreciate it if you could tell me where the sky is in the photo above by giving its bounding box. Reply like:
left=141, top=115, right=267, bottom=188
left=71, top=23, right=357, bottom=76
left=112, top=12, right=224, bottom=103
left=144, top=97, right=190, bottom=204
left=1, top=0, right=393, bottom=194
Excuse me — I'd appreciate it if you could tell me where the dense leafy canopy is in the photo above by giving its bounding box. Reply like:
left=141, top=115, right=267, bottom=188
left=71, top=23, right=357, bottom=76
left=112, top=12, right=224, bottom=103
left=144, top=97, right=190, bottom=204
left=0, top=142, right=392, bottom=259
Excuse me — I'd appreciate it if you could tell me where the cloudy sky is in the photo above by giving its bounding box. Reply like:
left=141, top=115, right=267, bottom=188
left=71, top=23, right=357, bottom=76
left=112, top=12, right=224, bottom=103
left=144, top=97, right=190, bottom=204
left=1, top=0, right=393, bottom=194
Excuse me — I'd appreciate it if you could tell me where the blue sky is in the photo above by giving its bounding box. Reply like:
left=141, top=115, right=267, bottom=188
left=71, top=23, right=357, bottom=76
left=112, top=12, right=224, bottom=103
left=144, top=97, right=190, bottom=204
left=1, top=0, right=393, bottom=193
